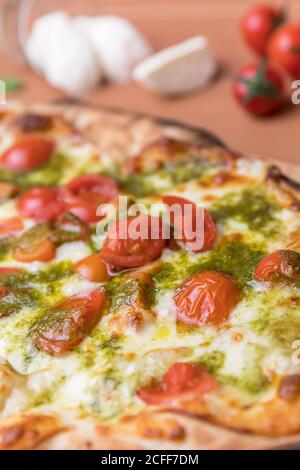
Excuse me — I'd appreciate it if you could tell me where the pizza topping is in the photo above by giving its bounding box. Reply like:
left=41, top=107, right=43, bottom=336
left=14, top=113, right=53, bottom=133
left=73, top=254, right=109, bottom=282
left=162, top=195, right=216, bottom=253
left=60, top=174, right=119, bottom=223
left=278, top=375, right=300, bottom=401
left=101, top=214, right=165, bottom=269
left=1, top=136, right=55, bottom=172
left=0, top=182, right=20, bottom=200
left=174, top=270, right=240, bottom=327
left=254, top=250, right=300, bottom=284
left=0, top=217, right=24, bottom=238
left=50, top=211, right=90, bottom=245
left=31, top=288, right=106, bottom=355
left=12, top=225, right=56, bottom=263
left=137, top=362, right=217, bottom=405
left=17, top=186, right=64, bottom=222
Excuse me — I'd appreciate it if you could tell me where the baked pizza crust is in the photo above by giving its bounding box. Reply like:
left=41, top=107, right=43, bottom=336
left=0, top=100, right=300, bottom=450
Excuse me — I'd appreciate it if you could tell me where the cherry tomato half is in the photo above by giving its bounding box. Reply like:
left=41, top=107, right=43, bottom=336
left=162, top=195, right=216, bottom=253
left=241, top=5, right=285, bottom=56
left=174, top=271, right=240, bottom=327
left=12, top=225, right=56, bottom=263
left=137, top=362, right=217, bottom=405
left=17, top=186, right=64, bottom=222
left=31, top=289, right=106, bottom=355
left=101, top=214, right=165, bottom=270
left=268, top=23, right=300, bottom=78
left=73, top=254, right=109, bottom=282
left=1, top=136, right=55, bottom=172
left=0, top=217, right=23, bottom=238
left=60, top=174, right=119, bottom=223
left=254, top=250, right=300, bottom=283
left=233, top=62, right=285, bottom=116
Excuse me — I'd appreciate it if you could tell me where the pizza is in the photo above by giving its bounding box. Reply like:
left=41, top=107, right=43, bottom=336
left=0, top=101, right=299, bottom=450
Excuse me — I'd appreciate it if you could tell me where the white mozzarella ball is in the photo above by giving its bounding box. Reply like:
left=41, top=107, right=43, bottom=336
left=74, top=15, right=152, bottom=83
left=26, top=11, right=103, bottom=95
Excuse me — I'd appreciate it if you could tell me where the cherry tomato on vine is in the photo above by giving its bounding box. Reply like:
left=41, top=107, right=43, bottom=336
left=233, top=62, right=285, bottom=115
left=267, top=23, right=300, bottom=78
left=241, top=4, right=286, bottom=56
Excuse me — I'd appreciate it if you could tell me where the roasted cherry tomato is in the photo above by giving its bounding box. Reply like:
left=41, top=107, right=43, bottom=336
left=268, top=23, right=300, bottom=78
left=254, top=250, right=300, bottom=283
left=12, top=225, right=55, bottom=263
left=73, top=254, right=109, bottom=282
left=137, top=362, right=217, bottom=405
left=101, top=214, right=165, bottom=270
left=174, top=271, right=240, bottom=327
left=162, top=195, right=216, bottom=253
left=31, top=289, right=106, bottom=355
left=0, top=217, right=23, bottom=238
left=1, top=136, right=55, bottom=172
left=60, top=174, right=119, bottom=223
left=17, top=186, right=63, bottom=222
left=241, top=4, right=285, bottom=56
left=233, top=62, right=285, bottom=115
left=0, top=182, right=20, bottom=200
left=51, top=211, right=90, bottom=245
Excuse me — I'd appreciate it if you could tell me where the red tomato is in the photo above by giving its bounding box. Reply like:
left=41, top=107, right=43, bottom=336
left=162, top=195, right=216, bottom=252
left=60, top=174, right=119, bottom=223
left=241, top=5, right=285, bottom=56
left=233, top=62, right=285, bottom=115
left=32, top=289, right=106, bottom=355
left=1, top=136, right=55, bottom=172
left=73, top=254, right=109, bottom=282
left=13, top=238, right=55, bottom=263
left=254, top=250, right=300, bottom=283
left=17, top=187, right=64, bottom=222
left=12, top=225, right=56, bottom=263
left=0, top=217, right=23, bottom=237
left=268, top=23, right=300, bottom=78
left=174, top=271, right=240, bottom=327
left=101, top=214, right=165, bottom=269
left=137, top=362, right=217, bottom=405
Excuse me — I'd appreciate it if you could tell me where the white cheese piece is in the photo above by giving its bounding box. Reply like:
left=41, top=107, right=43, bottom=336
left=55, top=241, right=91, bottom=263
left=132, top=36, right=217, bottom=95
left=26, top=11, right=103, bottom=95
left=74, top=15, right=152, bottom=83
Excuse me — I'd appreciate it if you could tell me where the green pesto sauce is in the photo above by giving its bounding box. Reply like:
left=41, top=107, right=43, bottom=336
left=105, top=275, right=154, bottom=314
left=1, top=261, right=73, bottom=316
left=250, top=291, right=300, bottom=350
left=196, top=350, right=225, bottom=374
left=0, top=152, right=70, bottom=187
left=153, top=239, right=266, bottom=297
left=211, top=187, right=280, bottom=234
left=115, top=158, right=212, bottom=197
left=0, top=237, right=12, bottom=262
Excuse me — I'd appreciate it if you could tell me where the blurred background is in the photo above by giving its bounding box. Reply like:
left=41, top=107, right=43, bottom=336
left=0, top=0, right=299, bottom=167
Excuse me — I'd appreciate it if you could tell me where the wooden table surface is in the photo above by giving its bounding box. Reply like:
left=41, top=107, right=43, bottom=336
left=0, top=0, right=299, bottom=172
